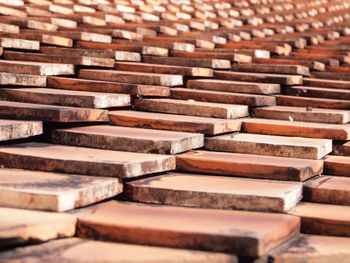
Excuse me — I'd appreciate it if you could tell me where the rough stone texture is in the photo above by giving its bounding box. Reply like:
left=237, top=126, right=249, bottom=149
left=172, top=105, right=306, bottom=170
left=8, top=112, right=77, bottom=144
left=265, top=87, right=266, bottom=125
left=125, top=172, right=302, bottom=212
left=79, top=69, right=183, bottom=86
left=134, top=98, right=249, bottom=119
left=289, top=202, right=350, bottom=236
left=242, top=118, right=350, bottom=140
left=303, top=175, right=350, bottom=205
left=214, top=70, right=303, bottom=85
left=171, top=88, right=276, bottom=107
left=74, top=201, right=300, bottom=257
left=269, top=234, right=350, bottom=263
left=253, top=106, right=350, bottom=124
left=50, top=125, right=204, bottom=155
left=0, top=119, right=42, bottom=141
left=0, top=206, right=76, bottom=248
left=324, top=155, right=350, bottom=176
left=205, top=133, right=332, bottom=159
left=0, top=142, right=176, bottom=178
left=0, top=60, right=74, bottom=76
left=0, top=88, right=131, bottom=109
left=0, top=72, right=47, bottom=87
left=187, top=79, right=281, bottom=95
left=0, top=168, right=122, bottom=212
left=47, top=77, right=170, bottom=97
left=0, top=101, right=108, bottom=122
left=176, top=151, right=323, bottom=181
left=0, top=238, right=239, bottom=263
left=109, top=110, right=242, bottom=135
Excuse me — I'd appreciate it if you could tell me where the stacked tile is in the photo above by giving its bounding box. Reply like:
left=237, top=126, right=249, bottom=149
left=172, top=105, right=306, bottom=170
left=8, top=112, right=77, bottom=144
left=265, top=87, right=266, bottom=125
left=1, top=0, right=350, bottom=262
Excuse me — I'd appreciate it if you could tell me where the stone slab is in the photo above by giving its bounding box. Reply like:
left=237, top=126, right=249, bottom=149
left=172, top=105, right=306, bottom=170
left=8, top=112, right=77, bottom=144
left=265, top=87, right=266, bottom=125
left=269, top=234, right=350, bottom=263
left=0, top=168, right=122, bottom=211
left=0, top=88, right=131, bottom=109
left=109, top=110, right=242, bottom=135
left=74, top=201, right=300, bottom=257
left=0, top=60, right=74, bottom=76
left=187, top=79, right=281, bottom=95
left=242, top=118, right=350, bottom=140
left=134, top=98, right=249, bottom=119
left=0, top=206, right=76, bottom=248
left=205, top=133, right=332, bottom=159
left=0, top=101, right=108, bottom=122
left=253, top=106, right=350, bottom=124
left=176, top=150, right=323, bottom=181
left=79, top=69, right=183, bottom=86
left=0, top=142, right=175, bottom=178
left=0, top=119, right=42, bottom=141
left=49, top=125, right=204, bottom=155
left=289, top=202, right=350, bottom=237
left=171, top=88, right=276, bottom=107
left=0, top=238, right=238, bottom=263
left=125, top=172, right=302, bottom=212
left=47, top=77, right=170, bottom=97
left=303, top=175, right=350, bottom=205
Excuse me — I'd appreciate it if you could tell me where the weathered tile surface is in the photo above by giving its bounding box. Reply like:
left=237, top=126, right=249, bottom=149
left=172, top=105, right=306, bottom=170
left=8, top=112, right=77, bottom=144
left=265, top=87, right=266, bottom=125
left=0, top=238, right=238, bottom=263
left=0, top=206, right=76, bottom=248
left=0, top=142, right=175, bottom=178
left=109, top=110, right=242, bottom=135
left=205, top=133, right=332, bottom=159
left=75, top=201, right=300, bottom=257
left=125, top=172, right=302, bottom=212
left=176, top=151, right=323, bottom=181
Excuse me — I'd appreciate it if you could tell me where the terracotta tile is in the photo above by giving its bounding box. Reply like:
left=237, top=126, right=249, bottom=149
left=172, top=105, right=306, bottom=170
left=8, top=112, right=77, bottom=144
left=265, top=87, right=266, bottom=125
left=214, top=70, right=303, bottom=85
left=0, top=142, right=175, bottom=178
left=134, top=98, right=249, bottom=119
left=0, top=60, right=74, bottom=76
left=171, top=88, right=276, bottom=107
left=324, top=155, right=350, bottom=176
left=253, top=106, right=350, bottom=124
left=176, top=150, right=323, bottom=181
left=47, top=77, right=170, bottom=97
left=0, top=72, right=46, bottom=87
left=289, top=202, right=350, bottom=236
left=231, top=63, right=310, bottom=76
left=0, top=168, right=122, bottom=211
left=304, top=175, right=350, bottom=205
left=0, top=101, right=108, bottom=122
left=3, top=51, right=115, bottom=68
left=74, top=201, right=300, bottom=257
left=275, top=95, right=350, bottom=110
left=79, top=69, right=183, bottom=86
left=269, top=234, right=350, bottom=263
left=109, top=110, right=242, bottom=135
left=125, top=172, right=302, bottom=212
left=0, top=206, right=76, bottom=248
left=50, top=125, right=203, bottom=154
left=187, top=79, right=280, bottom=95
left=0, top=88, right=131, bottom=109
left=0, top=238, right=238, bottom=262
left=242, top=118, right=350, bottom=140
left=206, top=133, right=332, bottom=159
left=115, top=61, right=213, bottom=77
left=0, top=119, right=42, bottom=141
left=143, top=56, right=231, bottom=69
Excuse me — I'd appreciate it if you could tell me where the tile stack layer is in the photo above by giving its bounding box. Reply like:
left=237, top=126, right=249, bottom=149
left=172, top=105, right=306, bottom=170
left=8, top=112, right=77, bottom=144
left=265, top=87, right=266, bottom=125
left=1, top=0, right=350, bottom=262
